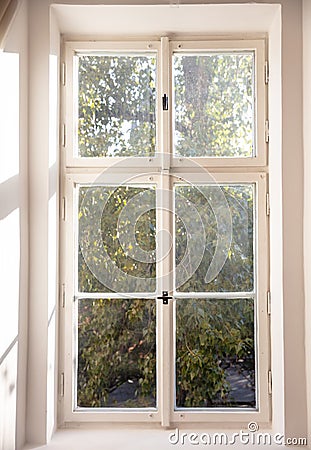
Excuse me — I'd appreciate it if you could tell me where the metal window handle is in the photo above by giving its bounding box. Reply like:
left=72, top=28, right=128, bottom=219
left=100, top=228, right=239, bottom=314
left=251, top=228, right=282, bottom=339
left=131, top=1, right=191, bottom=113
left=162, top=94, right=169, bottom=111
left=157, top=291, right=172, bottom=305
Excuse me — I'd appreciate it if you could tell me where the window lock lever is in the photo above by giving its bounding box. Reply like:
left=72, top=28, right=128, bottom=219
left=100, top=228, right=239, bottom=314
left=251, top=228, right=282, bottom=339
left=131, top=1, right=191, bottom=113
left=162, top=94, right=169, bottom=111
left=157, top=291, right=172, bottom=305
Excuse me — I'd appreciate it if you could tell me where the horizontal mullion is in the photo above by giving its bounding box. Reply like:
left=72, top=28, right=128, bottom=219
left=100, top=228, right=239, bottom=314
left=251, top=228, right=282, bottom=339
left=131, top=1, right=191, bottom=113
left=174, top=292, right=255, bottom=299
left=170, top=165, right=268, bottom=174
left=170, top=39, right=265, bottom=50
left=74, top=292, right=255, bottom=300
left=64, top=411, right=161, bottom=423
left=74, top=292, right=157, bottom=300
left=64, top=163, right=268, bottom=176
left=74, top=407, right=158, bottom=413
left=65, top=156, right=162, bottom=170
left=66, top=40, right=161, bottom=52
left=66, top=172, right=160, bottom=185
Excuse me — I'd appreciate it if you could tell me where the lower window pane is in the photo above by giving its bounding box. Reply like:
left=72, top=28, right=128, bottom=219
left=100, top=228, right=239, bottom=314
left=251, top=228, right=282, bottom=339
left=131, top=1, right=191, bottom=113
left=77, top=298, right=156, bottom=408
left=175, top=298, right=255, bottom=409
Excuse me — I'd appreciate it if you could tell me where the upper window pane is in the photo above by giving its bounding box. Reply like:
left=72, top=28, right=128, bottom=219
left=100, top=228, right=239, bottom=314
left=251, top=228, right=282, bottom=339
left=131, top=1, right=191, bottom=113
left=77, top=53, right=157, bottom=157
left=173, top=52, right=255, bottom=158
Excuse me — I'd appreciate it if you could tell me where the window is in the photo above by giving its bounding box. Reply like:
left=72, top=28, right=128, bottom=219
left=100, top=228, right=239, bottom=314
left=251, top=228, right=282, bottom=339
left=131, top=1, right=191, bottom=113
left=60, top=37, right=270, bottom=426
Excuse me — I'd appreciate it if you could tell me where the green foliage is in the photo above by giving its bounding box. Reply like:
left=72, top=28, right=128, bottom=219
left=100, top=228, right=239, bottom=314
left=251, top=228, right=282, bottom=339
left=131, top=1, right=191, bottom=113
left=176, top=298, right=254, bottom=407
left=76, top=50, right=256, bottom=409
left=78, top=52, right=254, bottom=158
left=78, top=185, right=156, bottom=293
left=77, top=297, right=255, bottom=408
left=174, top=53, right=254, bottom=157
left=78, top=298, right=156, bottom=407
left=176, top=185, right=254, bottom=292
left=78, top=55, right=156, bottom=157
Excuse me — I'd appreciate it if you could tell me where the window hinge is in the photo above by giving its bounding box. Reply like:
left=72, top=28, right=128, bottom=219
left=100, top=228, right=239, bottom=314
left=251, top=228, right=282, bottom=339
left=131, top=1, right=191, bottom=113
left=264, top=61, right=269, bottom=84
left=268, top=370, right=272, bottom=395
left=267, top=291, right=271, bottom=315
left=59, top=372, right=64, bottom=397
left=61, top=123, right=66, bottom=147
left=162, top=93, right=169, bottom=111
left=61, top=197, right=67, bottom=221
left=266, top=192, right=270, bottom=216
left=265, top=119, right=269, bottom=143
left=61, top=62, right=66, bottom=86
left=60, top=283, right=66, bottom=308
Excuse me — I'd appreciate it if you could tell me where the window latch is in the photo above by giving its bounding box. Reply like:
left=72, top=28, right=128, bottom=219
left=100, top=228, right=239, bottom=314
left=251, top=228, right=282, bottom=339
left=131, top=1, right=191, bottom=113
left=162, top=94, right=169, bottom=111
left=157, top=291, right=172, bottom=304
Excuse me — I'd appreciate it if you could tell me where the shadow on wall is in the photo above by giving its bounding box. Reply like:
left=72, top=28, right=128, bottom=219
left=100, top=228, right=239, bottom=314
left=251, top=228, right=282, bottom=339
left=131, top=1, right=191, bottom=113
left=0, top=174, right=20, bottom=219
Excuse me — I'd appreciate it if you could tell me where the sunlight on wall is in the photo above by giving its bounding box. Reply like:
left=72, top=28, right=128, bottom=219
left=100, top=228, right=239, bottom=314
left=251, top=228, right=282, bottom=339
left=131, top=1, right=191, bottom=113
left=0, top=52, right=19, bottom=183
left=0, top=51, right=20, bottom=450
left=0, top=343, right=18, bottom=450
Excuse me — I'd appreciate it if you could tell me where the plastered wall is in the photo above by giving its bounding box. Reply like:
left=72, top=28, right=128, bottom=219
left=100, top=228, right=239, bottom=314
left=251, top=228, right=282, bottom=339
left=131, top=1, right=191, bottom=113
left=0, top=1, right=310, bottom=449
left=0, top=1, right=28, bottom=449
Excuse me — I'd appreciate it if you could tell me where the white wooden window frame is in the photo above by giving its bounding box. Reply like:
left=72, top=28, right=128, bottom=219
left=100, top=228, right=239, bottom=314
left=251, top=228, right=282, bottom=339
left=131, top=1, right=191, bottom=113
left=59, top=37, right=270, bottom=427
left=63, top=40, right=162, bottom=169
left=62, top=38, right=267, bottom=168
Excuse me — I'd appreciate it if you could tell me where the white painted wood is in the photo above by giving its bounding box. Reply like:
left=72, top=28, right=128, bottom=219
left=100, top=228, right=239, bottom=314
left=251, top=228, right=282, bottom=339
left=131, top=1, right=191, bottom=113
left=60, top=37, right=270, bottom=426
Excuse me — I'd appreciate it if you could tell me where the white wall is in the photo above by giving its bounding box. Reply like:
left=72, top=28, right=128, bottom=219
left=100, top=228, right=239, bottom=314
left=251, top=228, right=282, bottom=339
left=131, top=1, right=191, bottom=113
left=268, top=5, right=283, bottom=438
left=279, top=0, right=307, bottom=441
left=25, top=1, right=307, bottom=449
left=0, top=0, right=310, bottom=449
left=303, top=0, right=311, bottom=445
left=26, top=0, right=60, bottom=445
left=25, top=0, right=308, bottom=448
left=0, top=1, right=28, bottom=449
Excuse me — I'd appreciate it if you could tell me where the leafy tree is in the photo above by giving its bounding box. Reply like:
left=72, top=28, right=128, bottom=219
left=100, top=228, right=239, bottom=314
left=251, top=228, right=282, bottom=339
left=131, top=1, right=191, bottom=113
left=78, top=298, right=156, bottom=407
left=174, top=53, right=254, bottom=157
left=176, top=298, right=254, bottom=407
left=175, top=185, right=254, bottom=293
left=78, top=55, right=156, bottom=157
left=76, top=51, right=256, bottom=408
left=78, top=185, right=156, bottom=294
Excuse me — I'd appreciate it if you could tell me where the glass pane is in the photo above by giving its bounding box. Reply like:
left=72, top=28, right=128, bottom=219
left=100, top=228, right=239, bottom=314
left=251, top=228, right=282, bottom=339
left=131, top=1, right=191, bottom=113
left=173, top=52, right=254, bottom=157
left=78, top=185, right=156, bottom=293
left=77, top=298, right=156, bottom=408
left=175, top=298, right=255, bottom=408
left=77, top=54, right=157, bottom=157
left=175, top=184, right=254, bottom=293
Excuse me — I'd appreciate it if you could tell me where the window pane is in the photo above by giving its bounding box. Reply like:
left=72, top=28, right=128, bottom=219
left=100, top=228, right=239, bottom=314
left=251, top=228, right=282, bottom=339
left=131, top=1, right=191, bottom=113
left=78, top=54, right=157, bottom=157
left=175, top=184, right=254, bottom=293
left=78, top=185, right=156, bottom=293
left=175, top=298, right=255, bottom=408
left=77, top=298, right=156, bottom=408
left=173, top=52, right=254, bottom=158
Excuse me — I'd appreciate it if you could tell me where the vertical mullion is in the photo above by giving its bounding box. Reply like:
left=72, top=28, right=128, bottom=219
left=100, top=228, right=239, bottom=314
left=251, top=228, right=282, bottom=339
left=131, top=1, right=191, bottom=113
left=158, top=171, right=173, bottom=427
left=160, top=36, right=170, bottom=168
left=158, top=36, right=173, bottom=427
